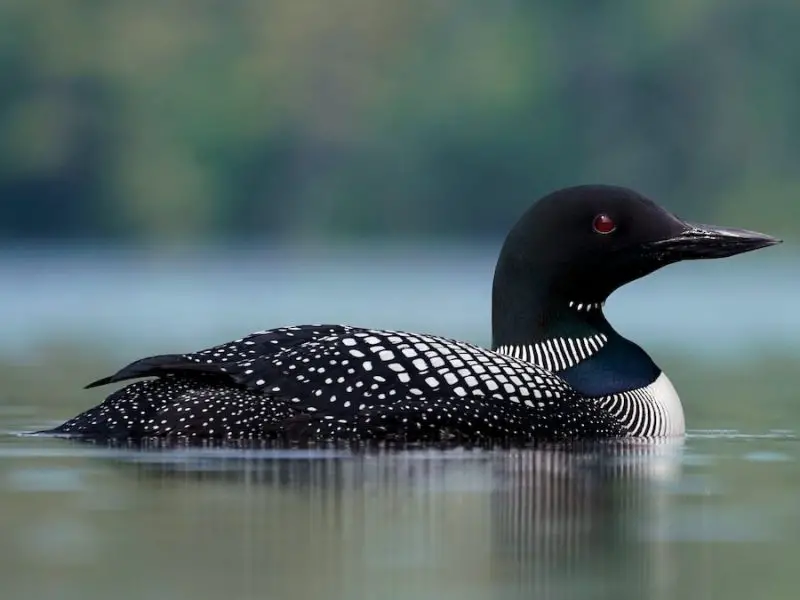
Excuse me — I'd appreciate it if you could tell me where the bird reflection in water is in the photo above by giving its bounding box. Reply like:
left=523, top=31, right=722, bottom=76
left=94, top=439, right=682, bottom=599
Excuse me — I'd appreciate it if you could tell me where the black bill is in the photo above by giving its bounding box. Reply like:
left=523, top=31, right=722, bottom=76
left=646, top=223, right=782, bottom=260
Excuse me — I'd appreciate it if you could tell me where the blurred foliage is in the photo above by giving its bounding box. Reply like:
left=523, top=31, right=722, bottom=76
left=1, top=0, right=798, bottom=243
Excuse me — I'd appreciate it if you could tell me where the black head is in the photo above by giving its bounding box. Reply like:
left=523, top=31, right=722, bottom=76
left=495, top=185, right=780, bottom=304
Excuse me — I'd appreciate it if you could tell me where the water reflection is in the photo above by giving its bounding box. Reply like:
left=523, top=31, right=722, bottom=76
left=491, top=442, right=680, bottom=598
left=86, top=440, right=682, bottom=600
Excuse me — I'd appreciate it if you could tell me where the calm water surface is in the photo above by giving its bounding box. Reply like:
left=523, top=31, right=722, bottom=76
left=1, top=425, right=798, bottom=600
left=2, top=245, right=799, bottom=359
left=1, top=247, right=798, bottom=599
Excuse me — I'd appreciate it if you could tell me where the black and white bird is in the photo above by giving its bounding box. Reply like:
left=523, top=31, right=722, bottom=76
left=43, top=185, right=779, bottom=443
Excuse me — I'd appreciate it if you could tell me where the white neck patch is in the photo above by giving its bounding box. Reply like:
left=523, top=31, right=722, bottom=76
left=568, top=300, right=605, bottom=312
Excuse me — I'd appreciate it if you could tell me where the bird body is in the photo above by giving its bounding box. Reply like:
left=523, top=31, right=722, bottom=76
left=43, top=185, right=779, bottom=443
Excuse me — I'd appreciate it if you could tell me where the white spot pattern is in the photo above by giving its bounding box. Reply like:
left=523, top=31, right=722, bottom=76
left=51, top=324, right=624, bottom=442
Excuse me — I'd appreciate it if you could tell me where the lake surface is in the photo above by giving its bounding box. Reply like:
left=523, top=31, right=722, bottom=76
left=1, top=243, right=799, bottom=360
left=1, top=431, right=798, bottom=600
left=1, top=244, right=798, bottom=599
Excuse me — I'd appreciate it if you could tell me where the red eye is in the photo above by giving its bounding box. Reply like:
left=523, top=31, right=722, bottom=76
left=592, top=214, right=616, bottom=234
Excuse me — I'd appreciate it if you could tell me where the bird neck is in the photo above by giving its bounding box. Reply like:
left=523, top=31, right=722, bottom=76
left=491, top=254, right=609, bottom=347
left=491, top=258, right=660, bottom=397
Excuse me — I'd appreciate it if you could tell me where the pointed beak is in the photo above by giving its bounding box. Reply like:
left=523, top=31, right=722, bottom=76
left=646, top=222, right=782, bottom=260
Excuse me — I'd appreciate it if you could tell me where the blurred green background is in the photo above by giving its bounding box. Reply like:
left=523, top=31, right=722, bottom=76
left=1, top=0, right=799, bottom=244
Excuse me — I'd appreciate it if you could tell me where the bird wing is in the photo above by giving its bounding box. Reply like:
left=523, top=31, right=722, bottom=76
left=83, top=325, right=356, bottom=389
left=217, top=327, right=623, bottom=439
left=83, top=324, right=623, bottom=440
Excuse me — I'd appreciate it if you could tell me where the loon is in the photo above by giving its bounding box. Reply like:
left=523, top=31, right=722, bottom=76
left=44, top=185, right=779, bottom=443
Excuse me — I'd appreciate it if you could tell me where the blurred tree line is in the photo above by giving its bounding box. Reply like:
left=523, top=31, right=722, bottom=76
left=1, top=0, right=798, bottom=243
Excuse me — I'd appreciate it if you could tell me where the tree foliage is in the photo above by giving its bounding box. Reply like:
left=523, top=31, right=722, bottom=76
left=1, top=0, right=798, bottom=242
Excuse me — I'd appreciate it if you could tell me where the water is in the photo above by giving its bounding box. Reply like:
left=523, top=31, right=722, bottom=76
left=1, top=245, right=799, bottom=598
left=0, top=432, right=798, bottom=600
left=1, top=243, right=798, bottom=360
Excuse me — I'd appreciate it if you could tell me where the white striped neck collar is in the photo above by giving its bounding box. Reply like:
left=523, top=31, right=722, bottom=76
left=495, top=332, right=609, bottom=374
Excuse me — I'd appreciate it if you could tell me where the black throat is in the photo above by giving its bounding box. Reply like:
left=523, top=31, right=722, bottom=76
left=491, top=254, right=660, bottom=397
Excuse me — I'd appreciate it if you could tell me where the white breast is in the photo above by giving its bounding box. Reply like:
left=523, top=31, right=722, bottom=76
left=594, top=371, right=685, bottom=438
left=642, top=371, right=685, bottom=437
